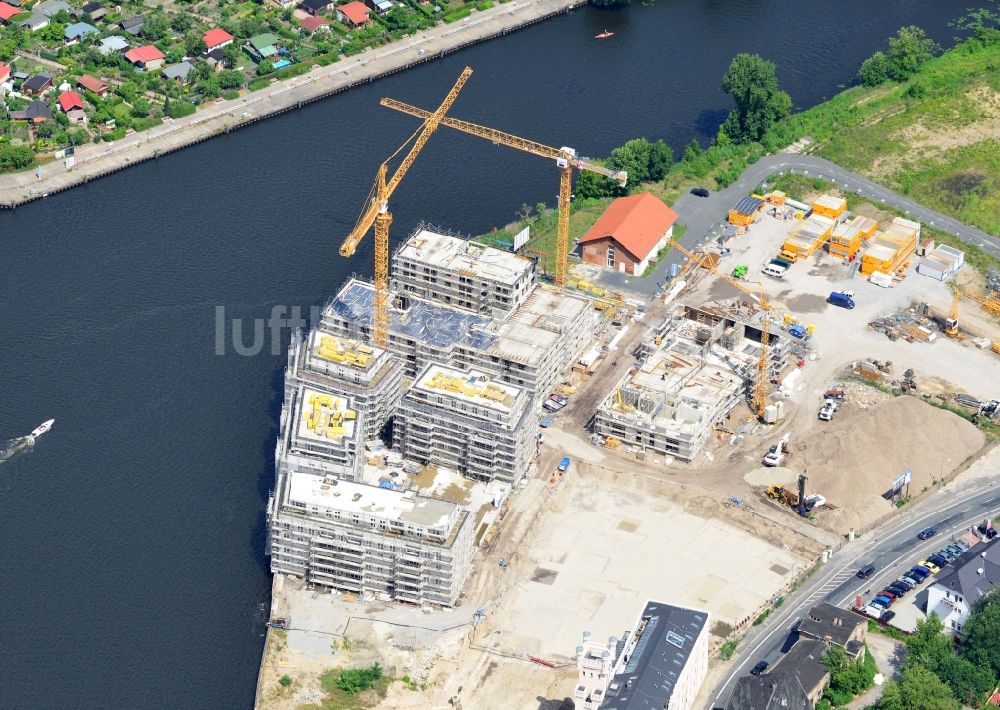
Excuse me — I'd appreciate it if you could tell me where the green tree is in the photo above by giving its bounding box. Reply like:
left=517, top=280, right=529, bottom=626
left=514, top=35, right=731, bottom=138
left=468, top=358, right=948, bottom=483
left=278, top=674, right=292, bottom=687
left=43, top=21, right=67, bottom=43
left=186, top=34, right=208, bottom=57
left=197, top=76, right=221, bottom=98
left=607, top=138, right=673, bottom=186
left=574, top=169, right=618, bottom=199
left=335, top=663, right=382, bottom=694
left=720, top=53, right=792, bottom=144
left=222, top=43, right=240, bottom=67
left=904, top=614, right=955, bottom=670
left=858, top=50, right=892, bottom=87
left=218, top=70, right=244, bottom=90
left=171, top=13, right=193, bottom=33
left=886, top=25, right=939, bottom=80
left=962, top=589, right=1000, bottom=677
left=876, top=666, right=959, bottom=710
left=0, top=144, right=35, bottom=171
left=934, top=655, right=995, bottom=706
left=256, top=60, right=274, bottom=76
left=141, top=13, right=169, bottom=41
left=0, top=38, right=17, bottom=61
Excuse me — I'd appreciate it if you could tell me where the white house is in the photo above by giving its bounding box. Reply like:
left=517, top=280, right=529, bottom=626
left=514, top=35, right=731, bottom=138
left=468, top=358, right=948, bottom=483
left=926, top=539, right=999, bottom=634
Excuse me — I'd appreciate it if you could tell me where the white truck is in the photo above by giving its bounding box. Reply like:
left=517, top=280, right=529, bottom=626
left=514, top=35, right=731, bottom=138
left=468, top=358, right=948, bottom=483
left=818, top=399, right=839, bottom=421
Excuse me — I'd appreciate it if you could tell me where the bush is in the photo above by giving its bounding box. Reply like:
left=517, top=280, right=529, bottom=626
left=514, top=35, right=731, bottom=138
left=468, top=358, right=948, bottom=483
left=0, top=144, right=35, bottom=171
left=719, top=640, right=738, bottom=660
left=166, top=100, right=197, bottom=119
left=443, top=7, right=471, bottom=23
left=279, top=675, right=292, bottom=687
left=336, top=663, right=383, bottom=694
left=248, top=78, right=269, bottom=91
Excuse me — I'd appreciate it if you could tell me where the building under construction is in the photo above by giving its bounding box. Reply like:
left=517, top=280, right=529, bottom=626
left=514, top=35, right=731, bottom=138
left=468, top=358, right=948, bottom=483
left=394, top=364, right=535, bottom=485
left=596, top=301, right=792, bottom=462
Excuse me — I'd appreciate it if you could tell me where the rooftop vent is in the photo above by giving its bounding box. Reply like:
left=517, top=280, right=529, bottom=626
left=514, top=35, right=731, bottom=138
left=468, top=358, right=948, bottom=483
left=665, top=631, right=685, bottom=648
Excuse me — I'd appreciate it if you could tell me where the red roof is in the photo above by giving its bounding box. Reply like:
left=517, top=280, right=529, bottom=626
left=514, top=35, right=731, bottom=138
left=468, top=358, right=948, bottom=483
left=125, top=45, right=165, bottom=64
left=300, top=15, right=330, bottom=31
left=579, top=192, right=678, bottom=261
left=0, top=62, right=10, bottom=83
left=77, top=74, right=108, bottom=94
left=338, top=1, right=369, bottom=24
left=58, top=90, right=84, bottom=112
left=203, top=28, right=234, bottom=49
left=0, top=2, right=21, bottom=21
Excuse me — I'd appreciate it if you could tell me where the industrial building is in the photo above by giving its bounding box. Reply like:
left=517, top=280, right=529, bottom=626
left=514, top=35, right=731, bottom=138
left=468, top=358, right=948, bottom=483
left=394, top=364, right=534, bottom=485
left=595, top=301, right=789, bottom=462
left=573, top=600, right=709, bottom=710
left=284, top=328, right=404, bottom=441
left=391, top=226, right=536, bottom=319
left=267, top=471, right=476, bottom=606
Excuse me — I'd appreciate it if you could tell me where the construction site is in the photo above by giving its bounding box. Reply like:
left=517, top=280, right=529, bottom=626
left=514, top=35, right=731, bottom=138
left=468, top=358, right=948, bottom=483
left=256, top=67, right=1000, bottom=710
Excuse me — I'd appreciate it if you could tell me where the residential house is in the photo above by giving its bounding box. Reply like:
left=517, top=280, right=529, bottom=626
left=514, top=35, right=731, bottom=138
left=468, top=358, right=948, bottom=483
left=57, top=89, right=84, bottom=112
left=926, top=539, right=999, bottom=635
left=579, top=192, right=678, bottom=276
left=4, top=0, right=24, bottom=6
left=245, top=32, right=280, bottom=62
left=11, top=99, right=54, bottom=123
left=203, top=28, right=234, bottom=52
left=766, top=638, right=830, bottom=706
left=0, top=62, right=12, bottom=93
left=11, top=71, right=29, bottom=89
left=0, top=2, right=21, bottom=24
left=64, top=21, right=98, bottom=44
left=336, top=1, right=370, bottom=26
left=124, top=45, right=166, bottom=70
left=298, top=0, right=332, bottom=15
left=77, top=74, right=109, bottom=98
left=202, top=47, right=226, bottom=70
left=364, top=0, right=393, bottom=15
left=99, top=35, right=129, bottom=55
left=119, top=14, right=145, bottom=35
left=572, top=600, right=710, bottom=710
left=725, top=673, right=813, bottom=710
left=66, top=108, right=87, bottom=125
left=300, top=14, right=330, bottom=32
left=35, top=0, right=70, bottom=17
left=78, top=1, right=106, bottom=21
left=161, top=61, right=194, bottom=83
left=23, top=72, right=54, bottom=96
left=797, top=603, right=868, bottom=659
left=19, top=13, right=50, bottom=31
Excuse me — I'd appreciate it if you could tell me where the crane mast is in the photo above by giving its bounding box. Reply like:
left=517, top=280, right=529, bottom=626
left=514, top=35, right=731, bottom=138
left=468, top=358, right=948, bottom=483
left=339, top=67, right=473, bottom=347
left=378, top=97, right=627, bottom=287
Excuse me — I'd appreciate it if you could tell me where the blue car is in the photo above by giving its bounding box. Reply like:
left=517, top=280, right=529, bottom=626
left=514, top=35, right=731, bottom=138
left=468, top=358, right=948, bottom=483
left=828, top=291, right=856, bottom=309
left=873, top=595, right=894, bottom=607
left=918, top=527, right=936, bottom=540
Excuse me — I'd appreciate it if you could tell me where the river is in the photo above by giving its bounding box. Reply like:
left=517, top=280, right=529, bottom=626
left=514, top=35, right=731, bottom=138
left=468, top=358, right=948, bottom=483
left=0, top=2, right=984, bottom=707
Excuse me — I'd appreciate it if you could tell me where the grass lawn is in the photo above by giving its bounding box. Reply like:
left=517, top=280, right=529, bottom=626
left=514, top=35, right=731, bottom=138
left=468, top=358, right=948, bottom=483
left=300, top=667, right=393, bottom=710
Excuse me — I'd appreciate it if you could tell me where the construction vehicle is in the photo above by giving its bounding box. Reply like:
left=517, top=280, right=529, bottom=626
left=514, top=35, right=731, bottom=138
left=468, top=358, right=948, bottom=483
left=731, top=264, right=749, bottom=279
left=818, top=400, right=838, bottom=421
left=339, top=67, right=473, bottom=347
left=763, top=433, right=789, bottom=466
left=380, top=97, right=627, bottom=288
left=665, top=238, right=778, bottom=419
left=945, top=289, right=960, bottom=338
left=766, top=475, right=825, bottom=516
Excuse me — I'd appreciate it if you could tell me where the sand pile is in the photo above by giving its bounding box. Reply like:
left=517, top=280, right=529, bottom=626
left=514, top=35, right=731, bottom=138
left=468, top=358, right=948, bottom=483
left=790, top=396, right=984, bottom=534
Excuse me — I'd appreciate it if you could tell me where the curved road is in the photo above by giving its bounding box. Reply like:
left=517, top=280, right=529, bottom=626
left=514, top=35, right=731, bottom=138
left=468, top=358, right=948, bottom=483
left=707, top=475, right=1000, bottom=709
left=620, top=154, right=1000, bottom=297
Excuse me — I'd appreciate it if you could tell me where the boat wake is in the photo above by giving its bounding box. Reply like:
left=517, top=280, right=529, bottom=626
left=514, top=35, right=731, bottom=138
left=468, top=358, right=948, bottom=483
left=0, top=436, right=35, bottom=465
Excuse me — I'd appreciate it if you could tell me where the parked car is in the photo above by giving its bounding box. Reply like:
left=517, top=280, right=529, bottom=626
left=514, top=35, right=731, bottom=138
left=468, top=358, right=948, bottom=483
left=927, top=554, right=949, bottom=569
left=952, top=541, right=970, bottom=552
left=937, top=548, right=959, bottom=561
left=828, top=291, right=856, bottom=309
left=902, top=574, right=923, bottom=588
left=549, top=393, right=568, bottom=405
left=869, top=598, right=888, bottom=610
left=978, top=524, right=998, bottom=539
left=911, top=565, right=932, bottom=579
left=819, top=400, right=838, bottom=421
left=880, top=610, right=896, bottom=623
left=690, top=187, right=710, bottom=198
left=857, top=563, right=876, bottom=579
left=873, top=595, right=894, bottom=608
left=918, top=560, right=941, bottom=574
left=907, top=566, right=930, bottom=581
left=918, top=527, right=936, bottom=540
left=770, top=257, right=793, bottom=270
left=557, top=457, right=572, bottom=473
left=750, top=661, right=769, bottom=675
left=944, top=544, right=966, bottom=556
left=886, top=584, right=908, bottom=597
left=893, top=578, right=915, bottom=591
left=863, top=605, right=884, bottom=618
left=879, top=590, right=897, bottom=601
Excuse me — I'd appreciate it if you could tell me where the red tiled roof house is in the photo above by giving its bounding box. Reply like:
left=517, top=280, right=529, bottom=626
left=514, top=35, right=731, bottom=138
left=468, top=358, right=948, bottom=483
left=203, top=28, right=234, bottom=51
left=0, top=61, right=11, bottom=91
left=578, top=192, right=679, bottom=276
left=0, top=2, right=21, bottom=23
left=336, top=1, right=369, bottom=27
left=300, top=15, right=330, bottom=32
left=77, top=74, right=109, bottom=98
left=124, top=44, right=165, bottom=70
left=58, top=89, right=84, bottom=112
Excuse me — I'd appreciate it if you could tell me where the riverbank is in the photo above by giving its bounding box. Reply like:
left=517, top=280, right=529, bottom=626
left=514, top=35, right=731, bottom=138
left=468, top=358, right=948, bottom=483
left=0, top=0, right=577, bottom=209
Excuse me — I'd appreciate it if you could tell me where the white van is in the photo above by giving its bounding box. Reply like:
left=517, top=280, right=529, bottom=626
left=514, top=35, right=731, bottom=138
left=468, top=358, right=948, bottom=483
left=761, top=263, right=787, bottom=279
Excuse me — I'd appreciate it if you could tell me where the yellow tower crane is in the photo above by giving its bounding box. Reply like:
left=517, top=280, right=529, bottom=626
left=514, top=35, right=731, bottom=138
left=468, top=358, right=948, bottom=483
left=378, top=97, right=628, bottom=288
left=339, top=67, right=473, bottom=348
left=946, top=288, right=960, bottom=338
left=665, top=239, right=776, bottom=419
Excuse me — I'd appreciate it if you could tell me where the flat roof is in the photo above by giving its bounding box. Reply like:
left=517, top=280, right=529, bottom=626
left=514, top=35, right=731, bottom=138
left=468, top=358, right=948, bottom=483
left=412, top=364, right=521, bottom=413
left=287, top=470, right=456, bottom=530
left=398, top=229, right=533, bottom=285
left=309, top=330, right=381, bottom=372
left=491, top=286, right=591, bottom=365
left=325, top=279, right=497, bottom=351
left=601, top=600, right=709, bottom=710
left=295, top=386, right=357, bottom=444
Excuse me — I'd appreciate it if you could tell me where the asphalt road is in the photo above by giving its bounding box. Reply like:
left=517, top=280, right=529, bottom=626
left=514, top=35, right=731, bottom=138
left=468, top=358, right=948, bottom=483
left=708, top=477, right=1000, bottom=709
left=614, top=153, right=1000, bottom=299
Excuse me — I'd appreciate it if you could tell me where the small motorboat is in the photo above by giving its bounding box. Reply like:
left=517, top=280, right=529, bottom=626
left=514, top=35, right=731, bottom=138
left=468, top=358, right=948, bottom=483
left=594, top=30, right=615, bottom=39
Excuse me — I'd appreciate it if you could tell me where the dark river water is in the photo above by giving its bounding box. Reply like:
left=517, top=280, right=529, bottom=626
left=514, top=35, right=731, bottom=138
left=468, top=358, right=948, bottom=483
left=0, top=2, right=984, bottom=707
